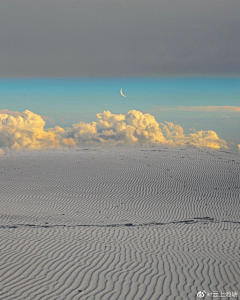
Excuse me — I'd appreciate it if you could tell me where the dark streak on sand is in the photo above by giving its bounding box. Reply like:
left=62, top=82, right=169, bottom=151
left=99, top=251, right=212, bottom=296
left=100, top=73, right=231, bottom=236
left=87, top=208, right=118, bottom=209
left=1, top=217, right=239, bottom=230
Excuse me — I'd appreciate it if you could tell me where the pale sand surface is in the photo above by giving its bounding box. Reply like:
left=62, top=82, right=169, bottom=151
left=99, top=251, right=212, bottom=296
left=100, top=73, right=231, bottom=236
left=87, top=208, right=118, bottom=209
left=0, top=146, right=239, bottom=300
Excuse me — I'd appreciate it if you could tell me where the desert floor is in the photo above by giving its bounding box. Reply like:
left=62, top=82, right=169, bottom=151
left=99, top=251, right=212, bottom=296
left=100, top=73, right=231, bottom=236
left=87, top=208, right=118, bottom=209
left=0, top=146, right=239, bottom=300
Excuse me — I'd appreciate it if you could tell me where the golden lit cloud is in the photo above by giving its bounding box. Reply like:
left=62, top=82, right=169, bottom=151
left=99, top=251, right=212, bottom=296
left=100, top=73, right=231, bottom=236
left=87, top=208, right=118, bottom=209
left=0, top=109, right=229, bottom=151
left=161, top=122, right=227, bottom=149
left=0, top=110, right=62, bottom=150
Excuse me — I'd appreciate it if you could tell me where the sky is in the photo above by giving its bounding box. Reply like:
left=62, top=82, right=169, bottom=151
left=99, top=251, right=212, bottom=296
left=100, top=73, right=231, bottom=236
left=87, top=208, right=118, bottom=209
left=0, top=77, right=239, bottom=153
left=0, top=0, right=240, bottom=77
left=0, top=1, right=239, bottom=153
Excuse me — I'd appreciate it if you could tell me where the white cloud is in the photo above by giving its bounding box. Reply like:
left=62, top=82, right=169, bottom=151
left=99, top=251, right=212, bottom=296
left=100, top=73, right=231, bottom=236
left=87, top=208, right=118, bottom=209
left=178, top=106, right=240, bottom=112
left=0, top=109, right=229, bottom=151
left=153, top=105, right=240, bottom=112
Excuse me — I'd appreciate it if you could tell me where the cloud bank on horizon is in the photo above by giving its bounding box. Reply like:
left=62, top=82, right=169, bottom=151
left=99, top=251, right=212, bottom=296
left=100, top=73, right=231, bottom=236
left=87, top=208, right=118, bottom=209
left=0, top=109, right=232, bottom=153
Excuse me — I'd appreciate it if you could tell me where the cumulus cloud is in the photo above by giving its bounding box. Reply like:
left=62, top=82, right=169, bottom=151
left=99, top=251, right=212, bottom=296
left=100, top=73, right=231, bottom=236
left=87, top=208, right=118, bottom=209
left=63, top=110, right=166, bottom=146
left=0, top=109, right=228, bottom=151
left=0, top=110, right=61, bottom=150
left=161, top=122, right=228, bottom=149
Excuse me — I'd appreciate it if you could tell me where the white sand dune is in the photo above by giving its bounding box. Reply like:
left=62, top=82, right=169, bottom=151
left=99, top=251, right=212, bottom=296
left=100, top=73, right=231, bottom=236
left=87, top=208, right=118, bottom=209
left=0, top=146, right=239, bottom=299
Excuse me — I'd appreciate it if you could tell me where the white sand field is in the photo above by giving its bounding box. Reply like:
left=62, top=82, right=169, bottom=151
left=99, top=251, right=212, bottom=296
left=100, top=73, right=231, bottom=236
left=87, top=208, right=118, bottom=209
left=0, top=146, right=239, bottom=300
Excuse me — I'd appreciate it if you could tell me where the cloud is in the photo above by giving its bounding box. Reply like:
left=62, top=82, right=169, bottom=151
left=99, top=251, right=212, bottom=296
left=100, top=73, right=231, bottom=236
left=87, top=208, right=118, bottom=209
left=155, top=106, right=240, bottom=112
left=0, top=110, right=61, bottom=150
left=0, top=109, right=228, bottom=151
left=0, top=148, right=5, bottom=155
left=41, top=115, right=56, bottom=125
left=238, top=145, right=240, bottom=153
left=0, top=109, right=23, bottom=116
left=63, top=110, right=166, bottom=145
left=178, top=106, right=240, bottom=112
left=161, top=122, right=227, bottom=149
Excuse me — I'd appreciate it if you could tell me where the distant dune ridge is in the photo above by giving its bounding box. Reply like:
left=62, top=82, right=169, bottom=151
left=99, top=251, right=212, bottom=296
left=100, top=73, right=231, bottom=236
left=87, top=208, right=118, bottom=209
left=0, top=109, right=229, bottom=152
left=0, top=146, right=239, bottom=299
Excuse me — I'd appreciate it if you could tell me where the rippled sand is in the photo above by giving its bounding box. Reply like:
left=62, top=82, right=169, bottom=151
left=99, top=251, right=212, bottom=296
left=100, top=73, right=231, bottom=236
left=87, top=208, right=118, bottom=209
left=0, top=146, right=239, bottom=299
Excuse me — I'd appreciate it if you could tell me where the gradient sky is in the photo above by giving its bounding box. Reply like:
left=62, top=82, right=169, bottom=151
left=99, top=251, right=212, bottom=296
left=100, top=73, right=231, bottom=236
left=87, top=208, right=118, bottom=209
left=0, top=77, right=240, bottom=152
left=0, top=0, right=240, bottom=77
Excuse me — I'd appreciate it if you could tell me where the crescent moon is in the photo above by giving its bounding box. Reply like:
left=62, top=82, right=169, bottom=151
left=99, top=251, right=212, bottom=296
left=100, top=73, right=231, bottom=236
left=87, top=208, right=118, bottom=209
left=120, top=88, right=126, bottom=97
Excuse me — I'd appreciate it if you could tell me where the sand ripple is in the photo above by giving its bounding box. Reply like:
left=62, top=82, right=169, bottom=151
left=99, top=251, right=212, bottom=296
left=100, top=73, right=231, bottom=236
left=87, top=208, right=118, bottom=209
left=0, top=146, right=239, bottom=299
